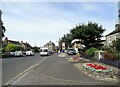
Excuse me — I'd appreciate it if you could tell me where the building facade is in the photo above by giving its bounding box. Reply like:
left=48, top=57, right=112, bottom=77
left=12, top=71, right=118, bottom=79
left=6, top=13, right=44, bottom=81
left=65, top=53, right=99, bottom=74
left=44, top=41, right=55, bottom=51
left=106, top=24, right=120, bottom=46
left=105, top=3, right=120, bottom=46
left=2, top=37, right=32, bottom=51
left=71, top=39, right=85, bottom=53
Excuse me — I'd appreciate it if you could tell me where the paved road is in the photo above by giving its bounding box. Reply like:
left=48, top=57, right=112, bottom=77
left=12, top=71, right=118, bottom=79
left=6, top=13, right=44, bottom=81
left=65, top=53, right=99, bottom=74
left=2, top=53, right=118, bottom=85
left=2, top=53, right=44, bottom=85
left=10, top=54, right=117, bottom=85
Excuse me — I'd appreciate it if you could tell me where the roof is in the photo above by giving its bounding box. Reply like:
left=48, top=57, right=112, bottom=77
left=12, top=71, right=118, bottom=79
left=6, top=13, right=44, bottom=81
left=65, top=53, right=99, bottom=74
left=24, top=43, right=32, bottom=48
left=26, top=43, right=32, bottom=48
left=71, top=39, right=82, bottom=44
left=8, top=40, right=21, bottom=45
left=106, top=27, right=120, bottom=37
left=45, top=41, right=55, bottom=46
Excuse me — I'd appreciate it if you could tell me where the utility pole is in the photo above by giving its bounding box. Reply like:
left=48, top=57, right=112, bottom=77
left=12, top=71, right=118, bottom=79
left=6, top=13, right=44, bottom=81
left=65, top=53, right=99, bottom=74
left=0, top=10, right=2, bottom=48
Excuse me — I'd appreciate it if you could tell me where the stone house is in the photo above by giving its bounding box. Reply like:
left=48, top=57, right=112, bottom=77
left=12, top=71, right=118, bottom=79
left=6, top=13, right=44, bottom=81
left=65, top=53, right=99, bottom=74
left=44, top=41, right=55, bottom=51
left=2, top=37, right=32, bottom=51
left=21, top=41, right=32, bottom=51
left=71, top=39, right=85, bottom=53
left=105, top=24, right=120, bottom=46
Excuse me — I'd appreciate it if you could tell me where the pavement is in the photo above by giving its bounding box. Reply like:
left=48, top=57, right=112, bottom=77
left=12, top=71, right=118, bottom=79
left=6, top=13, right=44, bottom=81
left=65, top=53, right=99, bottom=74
left=3, top=53, right=117, bottom=85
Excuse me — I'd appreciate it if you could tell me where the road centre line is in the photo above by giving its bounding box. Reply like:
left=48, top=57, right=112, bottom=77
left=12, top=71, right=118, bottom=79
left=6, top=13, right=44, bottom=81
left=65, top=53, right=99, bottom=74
left=4, top=57, right=48, bottom=85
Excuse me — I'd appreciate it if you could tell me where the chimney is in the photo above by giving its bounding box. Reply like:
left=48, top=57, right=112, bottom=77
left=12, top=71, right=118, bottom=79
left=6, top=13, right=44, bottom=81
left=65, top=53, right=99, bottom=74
left=115, top=24, right=120, bottom=30
left=21, top=41, right=23, bottom=44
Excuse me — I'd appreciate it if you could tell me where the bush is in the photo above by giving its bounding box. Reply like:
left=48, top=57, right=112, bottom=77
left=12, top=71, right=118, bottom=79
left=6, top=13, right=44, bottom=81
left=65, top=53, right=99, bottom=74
left=85, top=47, right=99, bottom=57
left=5, top=44, right=17, bottom=52
left=102, top=46, right=113, bottom=52
left=103, top=52, right=119, bottom=60
left=112, top=38, right=120, bottom=52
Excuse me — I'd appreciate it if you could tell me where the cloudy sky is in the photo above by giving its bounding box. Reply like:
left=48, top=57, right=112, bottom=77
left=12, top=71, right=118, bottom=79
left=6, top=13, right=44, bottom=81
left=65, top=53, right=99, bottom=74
left=1, top=1, right=119, bottom=47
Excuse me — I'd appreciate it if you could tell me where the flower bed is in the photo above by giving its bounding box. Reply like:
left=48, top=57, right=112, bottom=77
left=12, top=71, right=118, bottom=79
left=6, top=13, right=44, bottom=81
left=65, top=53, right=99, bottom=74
left=79, top=63, right=119, bottom=83
left=83, top=63, right=112, bottom=73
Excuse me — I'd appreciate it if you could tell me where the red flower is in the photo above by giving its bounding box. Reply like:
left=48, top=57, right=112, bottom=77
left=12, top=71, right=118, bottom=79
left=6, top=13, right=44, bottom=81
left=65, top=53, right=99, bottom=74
left=86, top=63, right=107, bottom=70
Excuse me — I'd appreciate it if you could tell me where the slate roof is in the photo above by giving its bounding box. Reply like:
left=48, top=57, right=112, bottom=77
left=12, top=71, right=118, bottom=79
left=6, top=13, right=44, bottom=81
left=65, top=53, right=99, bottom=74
left=106, top=28, right=120, bottom=36
left=8, top=40, right=21, bottom=45
left=24, top=43, right=32, bottom=48
left=45, top=41, right=55, bottom=46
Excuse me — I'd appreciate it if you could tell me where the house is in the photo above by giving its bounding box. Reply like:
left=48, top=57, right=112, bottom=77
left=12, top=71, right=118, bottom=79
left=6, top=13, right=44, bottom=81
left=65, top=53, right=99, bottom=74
left=44, top=41, right=55, bottom=51
left=2, top=37, right=21, bottom=48
left=71, top=39, right=85, bottom=53
left=21, top=41, right=32, bottom=51
left=105, top=24, right=120, bottom=46
left=2, top=37, right=32, bottom=51
left=105, top=6, right=120, bottom=46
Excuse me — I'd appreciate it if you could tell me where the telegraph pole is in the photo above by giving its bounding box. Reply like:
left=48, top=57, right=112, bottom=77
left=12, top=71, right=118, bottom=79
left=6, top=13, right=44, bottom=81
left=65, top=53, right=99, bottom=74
left=0, top=10, right=2, bottom=48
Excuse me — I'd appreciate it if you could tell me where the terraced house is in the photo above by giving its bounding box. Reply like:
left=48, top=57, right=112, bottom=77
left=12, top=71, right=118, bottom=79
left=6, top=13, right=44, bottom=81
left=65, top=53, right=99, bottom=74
left=2, top=37, right=32, bottom=51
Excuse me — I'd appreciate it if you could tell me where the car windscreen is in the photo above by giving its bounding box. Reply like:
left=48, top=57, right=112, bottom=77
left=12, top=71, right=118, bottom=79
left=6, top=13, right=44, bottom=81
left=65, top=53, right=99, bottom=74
left=40, top=49, right=48, bottom=52
left=68, top=49, right=75, bottom=51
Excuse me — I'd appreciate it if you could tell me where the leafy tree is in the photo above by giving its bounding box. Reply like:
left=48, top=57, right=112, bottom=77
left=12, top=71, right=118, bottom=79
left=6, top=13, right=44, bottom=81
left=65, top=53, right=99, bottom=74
left=85, top=47, right=99, bottom=57
left=16, top=46, right=23, bottom=51
left=33, top=46, right=40, bottom=52
left=59, top=33, right=73, bottom=50
left=5, top=44, right=17, bottom=52
left=70, top=22, right=105, bottom=49
left=112, top=38, right=120, bottom=52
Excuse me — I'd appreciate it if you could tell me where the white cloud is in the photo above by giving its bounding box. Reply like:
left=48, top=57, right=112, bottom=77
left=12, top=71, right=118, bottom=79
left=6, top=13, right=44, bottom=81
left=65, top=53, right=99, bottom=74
left=2, top=2, right=118, bottom=46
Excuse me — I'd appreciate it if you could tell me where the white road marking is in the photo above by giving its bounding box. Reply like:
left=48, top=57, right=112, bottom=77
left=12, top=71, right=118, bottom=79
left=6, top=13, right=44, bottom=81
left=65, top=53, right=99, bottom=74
left=4, top=57, right=48, bottom=85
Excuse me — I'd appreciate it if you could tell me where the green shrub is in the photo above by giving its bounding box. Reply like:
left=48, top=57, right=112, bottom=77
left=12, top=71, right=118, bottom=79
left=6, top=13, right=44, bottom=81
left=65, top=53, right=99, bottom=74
left=86, top=47, right=99, bottom=56
left=5, top=44, right=17, bottom=52
left=102, top=46, right=113, bottom=52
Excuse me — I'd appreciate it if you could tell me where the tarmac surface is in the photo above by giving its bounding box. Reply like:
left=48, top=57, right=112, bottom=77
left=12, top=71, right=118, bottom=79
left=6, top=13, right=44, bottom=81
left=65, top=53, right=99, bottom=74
left=4, top=53, right=117, bottom=85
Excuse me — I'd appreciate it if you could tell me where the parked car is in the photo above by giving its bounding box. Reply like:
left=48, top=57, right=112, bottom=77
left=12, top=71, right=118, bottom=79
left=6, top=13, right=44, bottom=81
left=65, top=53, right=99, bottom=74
left=26, top=51, right=34, bottom=56
left=10, top=52, right=15, bottom=57
left=40, top=47, right=49, bottom=56
left=67, top=48, right=76, bottom=55
left=49, top=50, right=54, bottom=54
left=2, top=52, right=11, bottom=58
left=14, top=51, right=23, bottom=57
left=23, top=51, right=26, bottom=56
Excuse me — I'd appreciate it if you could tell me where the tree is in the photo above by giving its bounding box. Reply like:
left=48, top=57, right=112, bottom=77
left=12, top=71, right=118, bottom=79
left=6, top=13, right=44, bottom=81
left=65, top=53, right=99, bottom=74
left=32, top=46, right=40, bottom=52
left=5, top=44, right=17, bottom=52
left=59, top=33, right=73, bottom=50
left=0, top=47, right=5, bottom=53
left=16, top=46, right=23, bottom=51
left=70, top=22, right=105, bottom=49
left=112, top=38, right=120, bottom=52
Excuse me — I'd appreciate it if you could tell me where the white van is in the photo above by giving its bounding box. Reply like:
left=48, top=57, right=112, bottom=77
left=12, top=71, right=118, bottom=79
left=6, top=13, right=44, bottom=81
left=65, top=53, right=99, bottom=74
left=26, top=51, right=34, bottom=56
left=15, top=51, right=23, bottom=57
left=40, top=47, right=49, bottom=56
